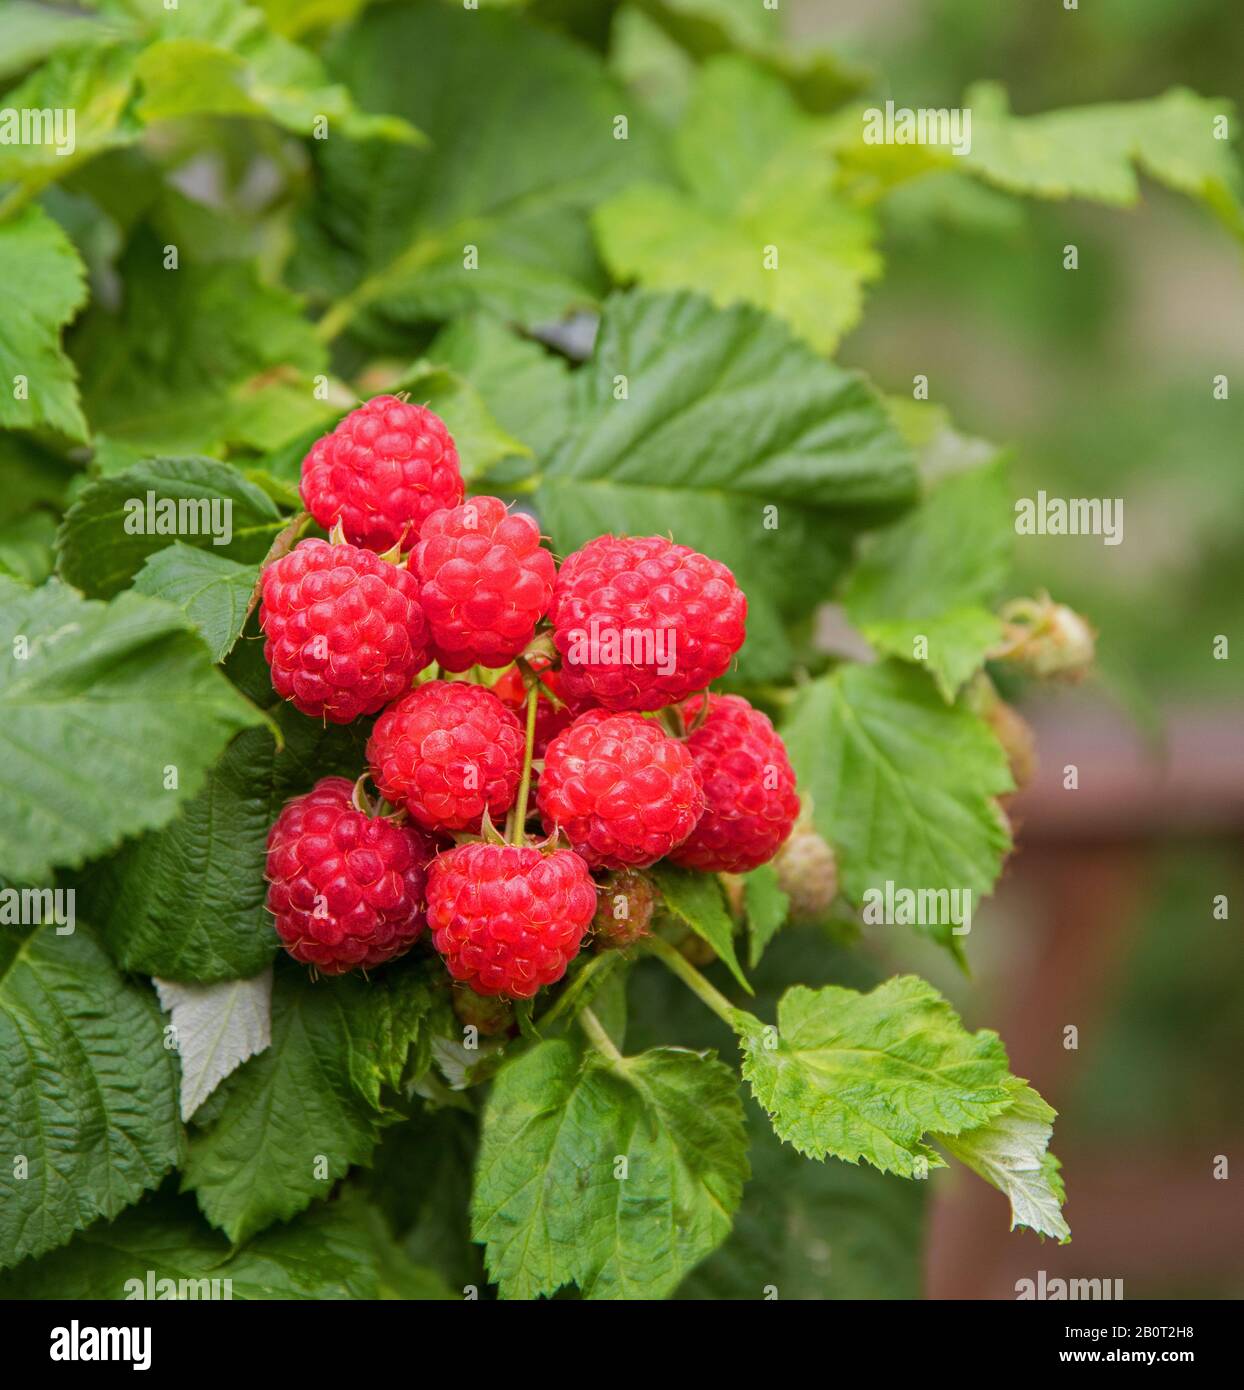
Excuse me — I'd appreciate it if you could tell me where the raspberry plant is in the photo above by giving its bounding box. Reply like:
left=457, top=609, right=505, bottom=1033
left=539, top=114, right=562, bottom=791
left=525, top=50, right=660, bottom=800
left=1, top=0, right=1240, bottom=1301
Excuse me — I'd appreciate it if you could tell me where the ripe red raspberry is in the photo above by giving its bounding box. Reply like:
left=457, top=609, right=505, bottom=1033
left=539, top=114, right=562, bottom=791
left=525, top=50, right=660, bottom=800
left=426, top=843, right=596, bottom=998
left=591, top=869, right=657, bottom=950
left=265, top=777, right=433, bottom=975
left=550, top=535, right=747, bottom=711
left=492, top=662, right=583, bottom=759
left=366, top=680, right=524, bottom=833
left=260, top=538, right=429, bottom=723
left=669, top=694, right=800, bottom=874
left=300, top=395, right=464, bottom=552
left=413, top=497, right=555, bottom=671
left=537, top=710, right=704, bottom=868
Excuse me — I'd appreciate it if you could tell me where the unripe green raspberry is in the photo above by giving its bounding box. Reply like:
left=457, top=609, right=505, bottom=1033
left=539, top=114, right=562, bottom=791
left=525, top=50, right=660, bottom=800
left=773, top=827, right=839, bottom=924
left=451, top=985, right=514, bottom=1038
left=995, top=595, right=1095, bottom=680
left=592, top=869, right=657, bottom=950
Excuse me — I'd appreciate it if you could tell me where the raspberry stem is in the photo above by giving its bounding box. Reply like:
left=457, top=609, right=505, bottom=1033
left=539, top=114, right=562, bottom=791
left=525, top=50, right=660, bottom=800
left=577, top=1005, right=624, bottom=1064
left=507, top=676, right=541, bottom=847
left=643, top=934, right=737, bottom=1026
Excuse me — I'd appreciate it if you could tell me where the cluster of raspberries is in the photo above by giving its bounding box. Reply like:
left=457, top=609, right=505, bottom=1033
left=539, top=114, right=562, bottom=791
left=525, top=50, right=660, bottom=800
left=260, top=395, right=800, bottom=1001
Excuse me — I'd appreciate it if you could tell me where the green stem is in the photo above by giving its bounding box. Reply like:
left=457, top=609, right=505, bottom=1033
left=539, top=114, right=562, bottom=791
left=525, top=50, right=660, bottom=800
left=643, top=934, right=737, bottom=1027
left=578, top=1005, right=623, bottom=1064
left=537, top=952, right=616, bottom=1031
left=509, top=677, right=540, bottom=847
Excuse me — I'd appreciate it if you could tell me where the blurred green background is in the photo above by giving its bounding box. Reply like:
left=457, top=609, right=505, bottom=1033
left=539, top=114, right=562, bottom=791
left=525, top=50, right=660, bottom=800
left=795, top=0, right=1243, bottom=1297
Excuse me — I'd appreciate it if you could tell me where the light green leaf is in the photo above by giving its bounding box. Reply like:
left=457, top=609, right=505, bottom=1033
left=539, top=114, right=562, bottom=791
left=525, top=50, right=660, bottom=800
left=783, top=662, right=1013, bottom=953
left=0, top=1187, right=453, bottom=1299
left=0, top=207, right=89, bottom=441
left=736, top=976, right=1013, bottom=1177
left=743, top=863, right=789, bottom=969
left=0, top=46, right=138, bottom=196
left=473, top=1036, right=748, bottom=1299
left=0, top=578, right=267, bottom=882
left=132, top=543, right=258, bottom=663
left=0, top=510, right=58, bottom=585
left=844, top=458, right=1013, bottom=699
left=0, top=924, right=182, bottom=1270
left=295, top=4, right=668, bottom=334
left=833, top=84, right=1244, bottom=239
left=679, top=1095, right=926, bottom=1299
left=154, top=970, right=273, bottom=1121
left=651, top=863, right=750, bottom=994
left=80, top=709, right=368, bottom=984
left=937, top=1079, right=1070, bottom=1243
left=595, top=57, right=880, bottom=353
left=0, top=1, right=121, bottom=81
left=72, top=234, right=328, bottom=456
left=182, top=961, right=434, bottom=1243
left=56, top=457, right=283, bottom=599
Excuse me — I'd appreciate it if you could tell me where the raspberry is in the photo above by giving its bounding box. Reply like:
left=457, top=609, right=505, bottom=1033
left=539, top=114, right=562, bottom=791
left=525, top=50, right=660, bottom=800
left=492, top=663, right=582, bottom=759
left=550, top=535, right=747, bottom=711
left=426, top=843, right=596, bottom=998
left=413, top=497, right=555, bottom=671
left=983, top=697, right=1037, bottom=796
left=260, top=538, right=429, bottom=723
left=669, top=694, right=800, bottom=874
left=591, top=869, right=657, bottom=950
left=995, top=594, right=1095, bottom=680
left=366, top=679, right=524, bottom=833
left=300, top=395, right=464, bottom=552
left=774, top=827, right=839, bottom=924
left=265, top=777, right=433, bottom=975
left=537, top=710, right=704, bottom=868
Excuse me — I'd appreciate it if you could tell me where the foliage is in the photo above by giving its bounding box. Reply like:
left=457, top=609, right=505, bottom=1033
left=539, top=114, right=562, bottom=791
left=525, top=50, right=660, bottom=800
left=2, top=0, right=1236, bottom=1299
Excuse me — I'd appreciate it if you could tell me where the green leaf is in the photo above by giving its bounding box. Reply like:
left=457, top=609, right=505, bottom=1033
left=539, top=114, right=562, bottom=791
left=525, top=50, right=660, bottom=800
left=0, top=1, right=121, bottom=81
left=635, top=0, right=871, bottom=112
left=182, top=960, right=434, bottom=1243
left=595, top=57, right=880, bottom=353
left=473, top=1035, right=748, bottom=1299
left=154, top=970, right=273, bottom=1121
left=80, top=708, right=368, bottom=984
left=834, top=84, right=1244, bottom=239
left=72, top=233, right=328, bottom=456
left=736, top=976, right=1013, bottom=1177
left=679, top=1096, right=926, bottom=1299
left=0, top=46, right=138, bottom=197
left=56, top=457, right=283, bottom=599
left=743, top=863, right=789, bottom=969
left=844, top=457, right=1012, bottom=700
left=132, top=543, right=258, bottom=662
left=430, top=313, right=572, bottom=463
left=536, top=289, right=916, bottom=678
left=0, top=510, right=58, bottom=585
left=650, top=863, right=750, bottom=994
left=937, top=1079, right=1070, bottom=1243
left=295, top=4, right=668, bottom=333
left=0, top=1187, right=452, bottom=1299
left=0, top=207, right=89, bottom=442
left=0, top=578, right=266, bottom=882
left=783, top=662, right=1013, bottom=954
left=0, top=925, right=182, bottom=1270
